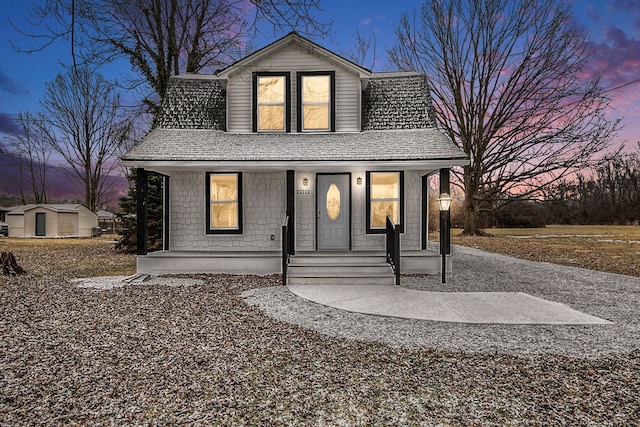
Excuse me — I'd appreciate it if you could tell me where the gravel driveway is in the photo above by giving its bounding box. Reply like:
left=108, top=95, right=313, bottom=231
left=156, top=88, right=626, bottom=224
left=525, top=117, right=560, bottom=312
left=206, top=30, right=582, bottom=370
left=244, top=244, right=640, bottom=358
left=1, top=242, right=638, bottom=425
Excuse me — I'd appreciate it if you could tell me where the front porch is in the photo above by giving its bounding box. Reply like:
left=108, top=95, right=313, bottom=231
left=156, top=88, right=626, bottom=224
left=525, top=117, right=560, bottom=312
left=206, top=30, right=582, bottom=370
left=135, top=249, right=449, bottom=279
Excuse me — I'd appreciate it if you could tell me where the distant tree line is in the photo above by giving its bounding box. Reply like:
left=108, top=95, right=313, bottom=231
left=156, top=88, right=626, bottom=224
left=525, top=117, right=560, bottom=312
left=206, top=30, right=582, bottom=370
left=450, top=149, right=640, bottom=229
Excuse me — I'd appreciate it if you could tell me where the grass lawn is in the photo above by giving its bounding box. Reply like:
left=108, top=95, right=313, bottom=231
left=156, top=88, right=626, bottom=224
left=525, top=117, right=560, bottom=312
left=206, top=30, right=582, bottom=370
left=0, top=235, right=136, bottom=278
left=449, top=225, right=640, bottom=277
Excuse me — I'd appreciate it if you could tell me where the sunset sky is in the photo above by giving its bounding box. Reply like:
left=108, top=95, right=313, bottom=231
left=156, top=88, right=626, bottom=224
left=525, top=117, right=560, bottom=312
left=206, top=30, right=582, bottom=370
left=1, top=0, right=639, bottom=158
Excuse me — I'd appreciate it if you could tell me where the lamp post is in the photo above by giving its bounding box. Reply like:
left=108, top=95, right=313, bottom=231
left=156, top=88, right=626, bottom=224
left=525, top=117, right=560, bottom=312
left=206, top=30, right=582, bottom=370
left=437, top=193, right=452, bottom=283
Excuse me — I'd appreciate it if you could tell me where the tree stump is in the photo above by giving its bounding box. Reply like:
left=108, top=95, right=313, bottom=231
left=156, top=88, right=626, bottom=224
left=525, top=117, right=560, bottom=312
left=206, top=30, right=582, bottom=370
left=0, top=251, right=26, bottom=275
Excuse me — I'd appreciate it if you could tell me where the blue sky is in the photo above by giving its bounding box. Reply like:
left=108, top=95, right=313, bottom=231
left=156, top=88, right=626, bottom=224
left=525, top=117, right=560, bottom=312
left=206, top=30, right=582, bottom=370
left=1, top=0, right=639, bottom=154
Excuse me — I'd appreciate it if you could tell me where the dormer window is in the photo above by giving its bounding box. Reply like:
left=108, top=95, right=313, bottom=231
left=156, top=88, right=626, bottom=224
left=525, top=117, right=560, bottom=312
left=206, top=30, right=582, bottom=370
left=253, top=72, right=291, bottom=132
left=297, top=72, right=335, bottom=132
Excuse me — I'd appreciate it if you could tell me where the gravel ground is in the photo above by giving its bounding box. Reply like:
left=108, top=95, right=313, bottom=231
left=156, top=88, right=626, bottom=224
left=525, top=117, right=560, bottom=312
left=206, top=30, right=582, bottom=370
left=1, top=243, right=639, bottom=425
left=244, top=245, right=640, bottom=358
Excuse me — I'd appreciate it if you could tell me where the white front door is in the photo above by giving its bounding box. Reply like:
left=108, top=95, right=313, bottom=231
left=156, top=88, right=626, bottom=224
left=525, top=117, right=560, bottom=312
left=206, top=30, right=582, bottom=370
left=317, top=174, right=350, bottom=250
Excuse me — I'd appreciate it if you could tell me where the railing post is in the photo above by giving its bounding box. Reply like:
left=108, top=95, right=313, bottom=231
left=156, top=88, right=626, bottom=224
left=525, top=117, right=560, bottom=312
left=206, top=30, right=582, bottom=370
left=282, top=216, right=289, bottom=286
left=385, top=216, right=401, bottom=286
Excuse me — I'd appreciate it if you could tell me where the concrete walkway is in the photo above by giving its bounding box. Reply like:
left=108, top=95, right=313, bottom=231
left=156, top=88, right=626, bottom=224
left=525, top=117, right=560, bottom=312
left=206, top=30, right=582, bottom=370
left=287, top=284, right=613, bottom=325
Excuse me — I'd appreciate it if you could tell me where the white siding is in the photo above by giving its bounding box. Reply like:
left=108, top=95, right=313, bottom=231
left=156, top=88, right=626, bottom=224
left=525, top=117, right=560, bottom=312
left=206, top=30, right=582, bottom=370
left=295, top=170, right=429, bottom=252
left=227, top=44, right=361, bottom=133
left=169, top=170, right=286, bottom=251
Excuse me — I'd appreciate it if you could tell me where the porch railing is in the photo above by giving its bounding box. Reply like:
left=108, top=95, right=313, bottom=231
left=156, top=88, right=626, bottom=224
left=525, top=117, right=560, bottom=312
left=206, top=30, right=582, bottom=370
left=282, top=215, right=290, bottom=286
left=385, top=216, right=400, bottom=285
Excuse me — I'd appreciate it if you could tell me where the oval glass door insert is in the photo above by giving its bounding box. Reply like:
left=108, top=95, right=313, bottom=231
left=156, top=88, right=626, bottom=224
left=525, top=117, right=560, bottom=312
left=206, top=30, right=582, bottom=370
left=326, top=183, right=341, bottom=221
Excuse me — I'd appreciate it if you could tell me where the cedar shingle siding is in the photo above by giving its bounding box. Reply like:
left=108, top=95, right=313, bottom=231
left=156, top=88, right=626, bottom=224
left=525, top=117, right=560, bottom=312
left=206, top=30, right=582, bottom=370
left=157, top=77, right=226, bottom=130
left=362, top=74, right=437, bottom=130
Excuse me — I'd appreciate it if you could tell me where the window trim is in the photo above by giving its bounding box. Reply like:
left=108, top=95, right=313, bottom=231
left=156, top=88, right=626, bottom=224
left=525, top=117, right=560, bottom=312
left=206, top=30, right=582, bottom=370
left=253, top=72, right=291, bottom=133
left=296, top=71, right=335, bottom=132
left=206, top=172, right=243, bottom=234
left=365, top=171, right=404, bottom=234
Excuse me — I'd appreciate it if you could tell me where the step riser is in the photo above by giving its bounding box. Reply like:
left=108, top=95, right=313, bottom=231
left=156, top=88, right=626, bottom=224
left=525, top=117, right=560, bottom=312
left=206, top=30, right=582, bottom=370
left=288, top=266, right=393, bottom=275
left=287, top=276, right=397, bottom=286
left=290, top=256, right=387, bottom=265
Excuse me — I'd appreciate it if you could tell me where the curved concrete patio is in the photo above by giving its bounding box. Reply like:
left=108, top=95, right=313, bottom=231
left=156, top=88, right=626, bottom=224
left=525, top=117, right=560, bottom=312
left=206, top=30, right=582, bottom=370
left=287, top=284, right=613, bottom=325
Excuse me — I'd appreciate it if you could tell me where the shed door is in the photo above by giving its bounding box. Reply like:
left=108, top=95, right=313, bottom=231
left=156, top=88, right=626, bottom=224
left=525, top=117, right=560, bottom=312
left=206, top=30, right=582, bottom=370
left=35, top=212, right=46, bottom=236
left=317, top=174, right=350, bottom=250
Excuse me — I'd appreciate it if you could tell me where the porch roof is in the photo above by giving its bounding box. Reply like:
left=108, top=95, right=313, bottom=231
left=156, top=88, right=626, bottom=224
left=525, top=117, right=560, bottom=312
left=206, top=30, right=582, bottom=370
left=120, top=128, right=469, bottom=170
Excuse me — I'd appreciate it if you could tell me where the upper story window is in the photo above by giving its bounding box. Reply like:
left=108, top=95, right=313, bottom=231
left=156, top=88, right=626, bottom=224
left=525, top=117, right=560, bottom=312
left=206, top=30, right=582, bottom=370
left=253, top=72, right=291, bottom=132
left=297, top=72, right=335, bottom=132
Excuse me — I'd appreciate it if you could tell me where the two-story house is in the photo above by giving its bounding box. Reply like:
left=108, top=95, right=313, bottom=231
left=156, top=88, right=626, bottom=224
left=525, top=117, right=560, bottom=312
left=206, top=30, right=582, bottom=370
left=120, top=32, right=468, bottom=284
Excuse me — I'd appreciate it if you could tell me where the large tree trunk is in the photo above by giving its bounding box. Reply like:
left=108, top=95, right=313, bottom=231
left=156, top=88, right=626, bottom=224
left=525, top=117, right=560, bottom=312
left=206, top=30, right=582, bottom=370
left=461, top=190, right=484, bottom=236
left=460, top=166, right=485, bottom=236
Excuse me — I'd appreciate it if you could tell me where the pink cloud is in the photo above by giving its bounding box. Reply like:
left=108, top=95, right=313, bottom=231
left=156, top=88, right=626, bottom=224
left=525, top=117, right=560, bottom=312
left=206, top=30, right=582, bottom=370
left=581, top=26, right=640, bottom=95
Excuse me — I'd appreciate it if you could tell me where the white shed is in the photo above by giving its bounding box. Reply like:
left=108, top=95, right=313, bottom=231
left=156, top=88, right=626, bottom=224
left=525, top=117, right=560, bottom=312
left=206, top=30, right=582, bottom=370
left=6, top=204, right=98, bottom=238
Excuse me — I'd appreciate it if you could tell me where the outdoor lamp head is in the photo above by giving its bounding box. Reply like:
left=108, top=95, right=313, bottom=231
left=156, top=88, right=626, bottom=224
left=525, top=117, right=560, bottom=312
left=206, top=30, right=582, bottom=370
left=437, top=193, right=452, bottom=211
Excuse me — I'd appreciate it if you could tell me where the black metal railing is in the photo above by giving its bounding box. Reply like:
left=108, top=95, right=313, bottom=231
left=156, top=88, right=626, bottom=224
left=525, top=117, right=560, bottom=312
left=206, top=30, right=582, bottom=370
left=282, top=215, right=290, bottom=286
left=385, top=216, right=400, bottom=285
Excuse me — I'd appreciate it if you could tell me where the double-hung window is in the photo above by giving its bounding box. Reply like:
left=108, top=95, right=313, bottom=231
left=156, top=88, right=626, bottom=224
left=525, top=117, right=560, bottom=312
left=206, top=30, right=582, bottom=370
left=206, top=172, right=243, bottom=234
left=297, top=72, right=335, bottom=132
left=366, top=171, right=404, bottom=233
left=253, top=72, right=290, bottom=132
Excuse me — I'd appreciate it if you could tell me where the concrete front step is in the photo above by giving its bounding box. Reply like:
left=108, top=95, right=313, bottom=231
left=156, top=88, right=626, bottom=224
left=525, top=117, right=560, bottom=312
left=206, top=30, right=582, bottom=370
left=287, top=253, right=396, bottom=286
left=288, top=263, right=393, bottom=275
left=286, top=274, right=397, bottom=286
left=290, top=253, right=387, bottom=265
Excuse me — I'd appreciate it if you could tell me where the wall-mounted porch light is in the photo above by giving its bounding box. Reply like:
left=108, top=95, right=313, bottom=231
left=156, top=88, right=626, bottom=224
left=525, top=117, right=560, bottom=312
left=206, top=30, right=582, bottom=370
left=356, top=176, right=362, bottom=185
left=437, top=193, right=452, bottom=284
left=303, top=178, right=309, bottom=187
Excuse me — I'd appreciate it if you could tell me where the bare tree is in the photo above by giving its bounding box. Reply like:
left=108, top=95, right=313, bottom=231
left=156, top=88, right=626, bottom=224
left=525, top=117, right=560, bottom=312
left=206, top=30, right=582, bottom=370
left=343, top=29, right=377, bottom=70
left=13, top=0, right=331, bottom=115
left=41, top=66, right=132, bottom=211
left=3, top=112, right=55, bottom=204
left=388, top=0, right=619, bottom=235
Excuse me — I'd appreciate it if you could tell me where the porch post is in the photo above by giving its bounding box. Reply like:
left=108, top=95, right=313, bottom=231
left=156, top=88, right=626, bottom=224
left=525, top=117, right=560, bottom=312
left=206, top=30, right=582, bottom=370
left=286, top=170, right=295, bottom=255
left=136, top=168, right=148, bottom=256
left=162, top=174, right=170, bottom=251
left=421, top=174, right=428, bottom=250
left=439, top=168, right=451, bottom=255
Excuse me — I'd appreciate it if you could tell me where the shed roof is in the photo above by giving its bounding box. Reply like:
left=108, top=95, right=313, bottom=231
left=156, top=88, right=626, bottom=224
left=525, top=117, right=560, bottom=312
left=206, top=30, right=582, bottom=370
left=7, top=204, right=87, bottom=215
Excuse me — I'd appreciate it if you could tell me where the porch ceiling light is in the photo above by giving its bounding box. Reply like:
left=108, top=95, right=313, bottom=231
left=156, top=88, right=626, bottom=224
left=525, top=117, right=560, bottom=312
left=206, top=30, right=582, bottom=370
left=437, top=193, right=452, bottom=211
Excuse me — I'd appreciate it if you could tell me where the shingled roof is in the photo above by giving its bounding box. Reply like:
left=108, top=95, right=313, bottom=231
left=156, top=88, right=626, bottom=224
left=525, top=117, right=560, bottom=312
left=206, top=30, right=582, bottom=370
left=154, top=71, right=440, bottom=132
left=121, top=128, right=467, bottom=168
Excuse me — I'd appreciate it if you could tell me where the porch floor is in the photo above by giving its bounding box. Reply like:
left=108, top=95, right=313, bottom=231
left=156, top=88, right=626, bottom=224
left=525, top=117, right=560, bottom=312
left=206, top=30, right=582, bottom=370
left=137, top=249, right=444, bottom=276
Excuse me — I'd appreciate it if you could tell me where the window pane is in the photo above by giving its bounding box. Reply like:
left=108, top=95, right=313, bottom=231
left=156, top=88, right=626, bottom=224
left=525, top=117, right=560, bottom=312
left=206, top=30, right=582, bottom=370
left=371, top=201, right=399, bottom=227
left=258, top=105, right=285, bottom=130
left=326, top=183, right=340, bottom=221
left=211, top=203, right=238, bottom=228
left=210, top=174, right=237, bottom=201
left=371, top=172, right=399, bottom=199
left=303, top=105, right=329, bottom=130
left=258, top=76, right=285, bottom=103
left=210, top=174, right=239, bottom=230
left=303, top=76, right=329, bottom=102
